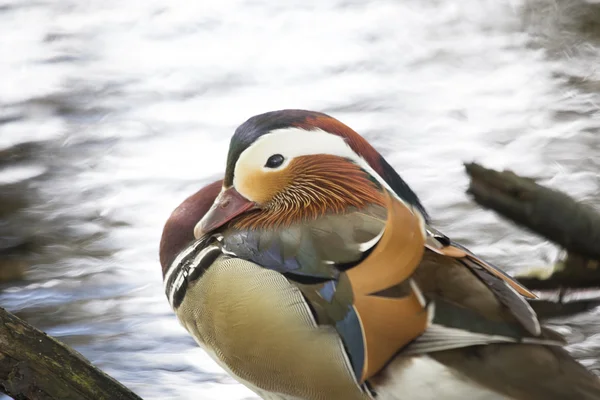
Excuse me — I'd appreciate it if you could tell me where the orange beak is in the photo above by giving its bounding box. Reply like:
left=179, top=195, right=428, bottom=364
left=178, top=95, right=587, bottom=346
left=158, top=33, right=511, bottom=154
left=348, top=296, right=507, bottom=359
left=193, top=187, right=256, bottom=238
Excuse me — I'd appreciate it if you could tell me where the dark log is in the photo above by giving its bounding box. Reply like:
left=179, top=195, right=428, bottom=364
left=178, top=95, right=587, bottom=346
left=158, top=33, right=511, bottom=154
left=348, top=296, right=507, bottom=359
left=0, top=307, right=143, bottom=400
left=465, top=162, right=600, bottom=291
left=465, top=162, right=600, bottom=260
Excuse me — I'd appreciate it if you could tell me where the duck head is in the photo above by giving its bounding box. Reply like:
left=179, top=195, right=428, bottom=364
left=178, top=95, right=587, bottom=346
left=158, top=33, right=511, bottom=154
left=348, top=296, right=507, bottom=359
left=195, top=109, right=427, bottom=238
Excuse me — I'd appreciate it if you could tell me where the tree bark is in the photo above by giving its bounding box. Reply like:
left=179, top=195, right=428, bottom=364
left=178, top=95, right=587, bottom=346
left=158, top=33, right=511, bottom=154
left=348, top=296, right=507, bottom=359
left=0, top=307, right=143, bottom=400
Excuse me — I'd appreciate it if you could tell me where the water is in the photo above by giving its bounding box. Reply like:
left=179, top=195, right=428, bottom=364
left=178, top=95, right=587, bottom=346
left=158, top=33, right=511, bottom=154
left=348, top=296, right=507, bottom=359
left=0, top=0, right=599, bottom=398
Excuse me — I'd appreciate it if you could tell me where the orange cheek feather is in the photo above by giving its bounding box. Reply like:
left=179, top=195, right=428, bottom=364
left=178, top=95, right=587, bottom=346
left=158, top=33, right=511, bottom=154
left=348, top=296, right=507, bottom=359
left=236, top=168, right=293, bottom=206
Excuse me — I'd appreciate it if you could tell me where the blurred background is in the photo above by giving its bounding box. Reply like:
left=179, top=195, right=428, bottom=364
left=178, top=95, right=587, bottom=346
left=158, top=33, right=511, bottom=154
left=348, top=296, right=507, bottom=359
left=0, top=0, right=599, bottom=399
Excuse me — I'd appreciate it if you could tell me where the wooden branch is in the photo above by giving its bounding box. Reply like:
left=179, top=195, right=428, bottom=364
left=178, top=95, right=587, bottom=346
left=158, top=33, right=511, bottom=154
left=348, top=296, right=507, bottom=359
left=465, top=162, right=600, bottom=291
left=465, top=162, right=600, bottom=260
left=0, top=307, right=143, bottom=400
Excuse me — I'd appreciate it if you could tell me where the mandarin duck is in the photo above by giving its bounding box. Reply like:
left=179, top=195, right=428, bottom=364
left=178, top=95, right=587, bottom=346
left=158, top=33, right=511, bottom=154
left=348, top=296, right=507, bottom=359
left=159, top=110, right=600, bottom=400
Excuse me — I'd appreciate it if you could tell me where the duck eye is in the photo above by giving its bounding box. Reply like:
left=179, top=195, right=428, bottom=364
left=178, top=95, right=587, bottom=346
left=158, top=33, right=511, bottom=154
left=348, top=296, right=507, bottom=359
left=265, top=154, right=285, bottom=169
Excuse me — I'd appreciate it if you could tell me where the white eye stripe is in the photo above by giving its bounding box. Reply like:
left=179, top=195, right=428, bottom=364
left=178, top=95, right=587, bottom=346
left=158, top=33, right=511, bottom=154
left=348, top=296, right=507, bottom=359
left=235, top=127, right=361, bottom=178
left=233, top=127, right=416, bottom=212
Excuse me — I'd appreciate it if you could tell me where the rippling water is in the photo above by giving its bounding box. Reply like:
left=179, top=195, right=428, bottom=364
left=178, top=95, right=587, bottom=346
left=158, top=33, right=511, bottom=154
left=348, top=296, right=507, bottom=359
left=0, top=0, right=599, bottom=398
